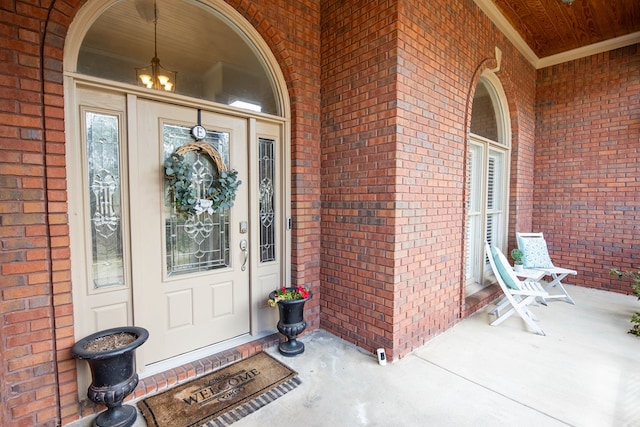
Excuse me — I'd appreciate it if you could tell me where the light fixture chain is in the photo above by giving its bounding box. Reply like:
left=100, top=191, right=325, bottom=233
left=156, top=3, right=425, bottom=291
left=135, top=0, right=176, bottom=92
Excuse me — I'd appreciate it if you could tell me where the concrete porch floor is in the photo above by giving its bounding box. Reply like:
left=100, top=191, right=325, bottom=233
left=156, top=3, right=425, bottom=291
left=70, top=284, right=640, bottom=427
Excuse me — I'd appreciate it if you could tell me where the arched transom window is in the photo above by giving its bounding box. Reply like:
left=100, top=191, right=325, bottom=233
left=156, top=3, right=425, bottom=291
left=76, top=0, right=280, bottom=115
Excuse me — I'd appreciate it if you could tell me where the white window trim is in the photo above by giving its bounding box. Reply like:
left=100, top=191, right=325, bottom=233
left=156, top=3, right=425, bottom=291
left=465, top=71, right=512, bottom=295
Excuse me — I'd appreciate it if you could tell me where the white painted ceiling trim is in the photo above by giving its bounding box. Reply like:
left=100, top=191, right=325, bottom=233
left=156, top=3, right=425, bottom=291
left=537, top=32, right=640, bottom=68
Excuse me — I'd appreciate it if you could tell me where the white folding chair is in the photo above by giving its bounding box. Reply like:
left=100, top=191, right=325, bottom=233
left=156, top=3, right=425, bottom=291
left=516, top=232, right=577, bottom=305
left=485, top=243, right=549, bottom=335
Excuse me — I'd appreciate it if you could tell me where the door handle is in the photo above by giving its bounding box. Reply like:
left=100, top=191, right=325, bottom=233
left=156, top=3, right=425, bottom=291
left=240, top=239, right=248, bottom=271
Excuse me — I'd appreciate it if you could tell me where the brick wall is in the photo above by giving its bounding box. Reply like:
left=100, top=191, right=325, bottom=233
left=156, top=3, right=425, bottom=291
left=535, top=44, right=640, bottom=294
left=319, top=0, right=399, bottom=359
left=1, top=1, right=61, bottom=425
left=320, top=0, right=537, bottom=360
left=1, top=0, right=321, bottom=425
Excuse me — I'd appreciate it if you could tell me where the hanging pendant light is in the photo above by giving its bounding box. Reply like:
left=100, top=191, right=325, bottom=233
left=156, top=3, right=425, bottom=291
left=135, top=2, right=176, bottom=92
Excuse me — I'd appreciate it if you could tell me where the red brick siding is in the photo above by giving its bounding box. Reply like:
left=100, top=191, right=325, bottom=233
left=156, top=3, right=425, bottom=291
left=319, top=0, right=399, bottom=359
left=1, top=1, right=61, bottom=426
left=535, top=44, right=640, bottom=294
left=320, top=0, right=537, bottom=359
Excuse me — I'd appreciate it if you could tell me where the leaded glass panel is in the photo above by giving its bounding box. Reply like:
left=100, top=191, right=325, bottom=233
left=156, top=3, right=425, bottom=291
left=86, top=111, right=125, bottom=288
left=259, top=137, right=276, bottom=262
left=164, top=125, right=231, bottom=275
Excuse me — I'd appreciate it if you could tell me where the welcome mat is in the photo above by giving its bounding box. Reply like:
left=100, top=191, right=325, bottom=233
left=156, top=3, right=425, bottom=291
left=140, top=352, right=300, bottom=427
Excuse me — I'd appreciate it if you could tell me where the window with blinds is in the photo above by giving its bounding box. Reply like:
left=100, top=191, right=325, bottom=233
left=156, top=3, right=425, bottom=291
left=465, top=76, right=510, bottom=295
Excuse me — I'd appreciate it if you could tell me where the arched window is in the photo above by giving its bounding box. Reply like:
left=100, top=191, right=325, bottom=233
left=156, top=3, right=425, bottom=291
left=76, top=0, right=280, bottom=115
left=465, top=72, right=511, bottom=295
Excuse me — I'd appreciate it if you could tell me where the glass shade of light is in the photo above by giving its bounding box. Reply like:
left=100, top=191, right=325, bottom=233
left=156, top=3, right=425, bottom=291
left=136, top=56, right=176, bottom=92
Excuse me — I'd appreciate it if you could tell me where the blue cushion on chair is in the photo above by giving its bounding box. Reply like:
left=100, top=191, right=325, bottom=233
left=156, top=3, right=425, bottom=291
left=518, top=237, right=555, bottom=269
left=491, top=246, right=520, bottom=290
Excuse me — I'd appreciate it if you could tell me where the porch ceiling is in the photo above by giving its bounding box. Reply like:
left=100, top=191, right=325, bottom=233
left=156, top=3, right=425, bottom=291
left=80, top=1, right=640, bottom=75
left=483, top=0, right=640, bottom=67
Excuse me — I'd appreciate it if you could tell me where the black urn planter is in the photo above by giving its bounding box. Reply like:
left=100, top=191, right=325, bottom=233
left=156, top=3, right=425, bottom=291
left=270, top=288, right=312, bottom=356
left=71, top=326, right=149, bottom=427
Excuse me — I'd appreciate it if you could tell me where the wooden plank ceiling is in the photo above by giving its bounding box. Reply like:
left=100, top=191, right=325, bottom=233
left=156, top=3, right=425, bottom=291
left=490, top=0, right=640, bottom=58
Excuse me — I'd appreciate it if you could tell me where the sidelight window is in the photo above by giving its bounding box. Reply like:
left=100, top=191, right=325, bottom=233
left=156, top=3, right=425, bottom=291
left=259, top=137, right=276, bottom=262
left=84, top=111, right=126, bottom=288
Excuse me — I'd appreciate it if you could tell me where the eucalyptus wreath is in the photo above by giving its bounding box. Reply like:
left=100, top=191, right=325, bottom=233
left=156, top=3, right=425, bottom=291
left=164, top=148, right=241, bottom=216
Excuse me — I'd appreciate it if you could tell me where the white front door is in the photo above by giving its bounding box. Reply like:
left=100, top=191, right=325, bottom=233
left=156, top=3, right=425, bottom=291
left=131, top=100, right=250, bottom=364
